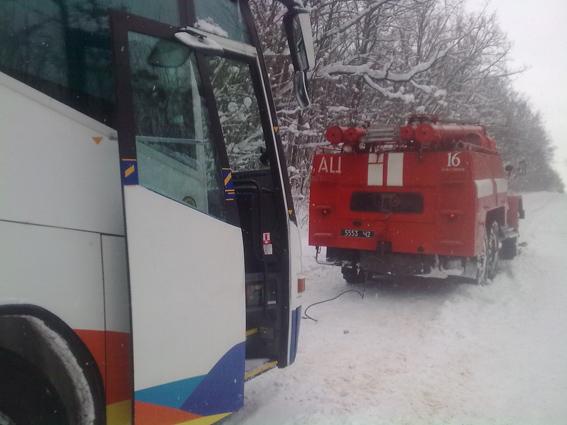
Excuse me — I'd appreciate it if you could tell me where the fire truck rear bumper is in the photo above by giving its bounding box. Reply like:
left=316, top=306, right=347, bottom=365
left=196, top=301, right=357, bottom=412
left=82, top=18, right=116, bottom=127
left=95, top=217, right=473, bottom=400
left=327, top=247, right=476, bottom=279
left=358, top=252, right=433, bottom=275
left=360, top=252, right=476, bottom=279
left=326, top=248, right=477, bottom=279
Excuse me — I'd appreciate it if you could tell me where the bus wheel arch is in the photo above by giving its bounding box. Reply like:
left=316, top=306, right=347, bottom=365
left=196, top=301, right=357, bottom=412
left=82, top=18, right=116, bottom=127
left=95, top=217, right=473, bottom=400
left=0, top=305, right=105, bottom=425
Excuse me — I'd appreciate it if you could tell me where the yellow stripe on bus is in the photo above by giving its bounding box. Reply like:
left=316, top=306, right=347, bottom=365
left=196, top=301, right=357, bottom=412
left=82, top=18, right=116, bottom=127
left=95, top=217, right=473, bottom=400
left=246, top=328, right=258, bottom=337
left=224, top=172, right=232, bottom=186
left=178, top=413, right=231, bottom=425
left=124, top=165, right=136, bottom=178
left=106, top=400, right=131, bottom=425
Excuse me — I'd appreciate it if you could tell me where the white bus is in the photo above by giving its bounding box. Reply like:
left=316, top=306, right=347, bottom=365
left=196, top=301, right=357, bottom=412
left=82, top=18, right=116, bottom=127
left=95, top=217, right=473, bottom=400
left=0, top=1, right=314, bottom=424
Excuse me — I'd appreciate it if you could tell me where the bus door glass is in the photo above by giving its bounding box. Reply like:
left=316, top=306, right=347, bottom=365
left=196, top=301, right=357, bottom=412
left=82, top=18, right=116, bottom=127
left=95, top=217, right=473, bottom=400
left=204, top=52, right=292, bottom=369
left=111, top=12, right=246, bottom=422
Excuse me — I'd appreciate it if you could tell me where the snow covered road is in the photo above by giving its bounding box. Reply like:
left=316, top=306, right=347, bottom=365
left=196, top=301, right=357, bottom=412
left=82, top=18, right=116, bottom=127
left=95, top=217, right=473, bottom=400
left=227, top=192, right=567, bottom=425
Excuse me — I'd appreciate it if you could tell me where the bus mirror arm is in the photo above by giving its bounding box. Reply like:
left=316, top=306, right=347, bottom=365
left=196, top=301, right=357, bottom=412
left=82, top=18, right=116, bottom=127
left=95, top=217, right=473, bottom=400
left=174, top=30, right=224, bottom=55
left=148, top=30, right=224, bottom=68
left=293, top=71, right=311, bottom=109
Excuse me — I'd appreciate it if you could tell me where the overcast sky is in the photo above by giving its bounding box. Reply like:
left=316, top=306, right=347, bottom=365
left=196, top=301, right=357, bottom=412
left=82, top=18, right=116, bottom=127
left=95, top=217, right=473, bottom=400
left=466, top=0, right=567, bottom=185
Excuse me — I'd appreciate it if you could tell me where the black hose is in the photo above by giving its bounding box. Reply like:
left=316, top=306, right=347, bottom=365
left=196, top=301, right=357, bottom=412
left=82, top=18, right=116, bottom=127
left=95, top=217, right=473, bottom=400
left=302, top=289, right=365, bottom=322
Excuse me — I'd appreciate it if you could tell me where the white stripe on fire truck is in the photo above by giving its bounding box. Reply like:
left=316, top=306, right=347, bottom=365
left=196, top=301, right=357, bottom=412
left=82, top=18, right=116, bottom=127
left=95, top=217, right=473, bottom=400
left=475, top=179, right=493, bottom=198
left=367, top=153, right=384, bottom=186
left=494, top=178, right=508, bottom=194
left=386, top=153, right=404, bottom=186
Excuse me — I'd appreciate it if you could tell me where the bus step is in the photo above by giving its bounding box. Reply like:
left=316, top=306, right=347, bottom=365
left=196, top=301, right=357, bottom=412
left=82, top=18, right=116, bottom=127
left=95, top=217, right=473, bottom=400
left=246, top=328, right=258, bottom=337
left=244, top=358, right=278, bottom=381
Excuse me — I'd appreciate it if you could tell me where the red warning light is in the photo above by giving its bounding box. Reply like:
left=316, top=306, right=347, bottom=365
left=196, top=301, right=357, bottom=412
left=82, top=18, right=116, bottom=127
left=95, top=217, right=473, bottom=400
left=399, top=125, right=415, bottom=141
left=343, top=127, right=367, bottom=144
left=325, top=126, right=347, bottom=145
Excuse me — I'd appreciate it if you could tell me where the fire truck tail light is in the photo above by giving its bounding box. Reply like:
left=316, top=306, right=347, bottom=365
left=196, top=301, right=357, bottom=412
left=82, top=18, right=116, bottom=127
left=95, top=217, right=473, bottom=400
left=325, top=126, right=346, bottom=144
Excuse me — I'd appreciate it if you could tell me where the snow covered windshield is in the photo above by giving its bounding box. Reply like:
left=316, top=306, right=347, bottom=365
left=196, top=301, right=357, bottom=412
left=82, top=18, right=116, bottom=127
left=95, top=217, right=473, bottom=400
left=208, top=56, right=269, bottom=172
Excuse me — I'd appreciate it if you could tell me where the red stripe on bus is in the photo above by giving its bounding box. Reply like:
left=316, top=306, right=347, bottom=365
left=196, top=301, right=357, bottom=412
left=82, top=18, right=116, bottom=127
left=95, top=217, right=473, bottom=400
left=75, top=329, right=132, bottom=405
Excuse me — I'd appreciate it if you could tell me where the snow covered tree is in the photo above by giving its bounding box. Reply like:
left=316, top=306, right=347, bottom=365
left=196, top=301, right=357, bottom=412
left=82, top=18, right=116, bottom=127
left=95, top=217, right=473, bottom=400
left=250, top=0, right=564, bottom=202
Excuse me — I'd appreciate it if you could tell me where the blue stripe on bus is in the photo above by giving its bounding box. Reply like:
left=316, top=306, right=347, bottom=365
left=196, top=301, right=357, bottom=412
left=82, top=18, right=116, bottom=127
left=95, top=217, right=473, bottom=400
left=135, top=375, right=204, bottom=410
left=134, top=341, right=245, bottom=415
left=182, top=342, right=245, bottom=415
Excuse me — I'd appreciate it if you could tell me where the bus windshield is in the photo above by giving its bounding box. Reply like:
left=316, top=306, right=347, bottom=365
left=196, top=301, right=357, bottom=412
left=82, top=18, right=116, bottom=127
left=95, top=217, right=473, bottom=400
left=0, top=1, right=258, bottom=126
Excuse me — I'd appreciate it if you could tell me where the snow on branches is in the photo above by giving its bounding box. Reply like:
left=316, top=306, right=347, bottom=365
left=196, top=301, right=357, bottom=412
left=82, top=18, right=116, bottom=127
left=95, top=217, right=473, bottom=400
left=249, top=0, right=563, bottom=195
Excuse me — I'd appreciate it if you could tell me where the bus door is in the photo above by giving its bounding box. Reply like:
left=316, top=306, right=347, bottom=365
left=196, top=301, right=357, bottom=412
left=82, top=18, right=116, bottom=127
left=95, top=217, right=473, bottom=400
left=199, top=45, right=294, bottom=375
left=111, top=12, right=247, bottom=423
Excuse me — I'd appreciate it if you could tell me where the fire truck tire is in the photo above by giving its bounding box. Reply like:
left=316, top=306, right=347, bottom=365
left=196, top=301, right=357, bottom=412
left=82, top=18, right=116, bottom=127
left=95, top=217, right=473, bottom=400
left=500, top=237, right=518, bottom=260
left=486, top=221, right=501, bottom=280
left=341, top=266, right=366, bottom=284
left=474, top=231, right=489, bottom=285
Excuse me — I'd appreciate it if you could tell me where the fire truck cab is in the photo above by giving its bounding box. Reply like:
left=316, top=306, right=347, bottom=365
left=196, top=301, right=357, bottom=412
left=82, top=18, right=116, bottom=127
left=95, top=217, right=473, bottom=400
left=308, top=115, right=524, bottom=284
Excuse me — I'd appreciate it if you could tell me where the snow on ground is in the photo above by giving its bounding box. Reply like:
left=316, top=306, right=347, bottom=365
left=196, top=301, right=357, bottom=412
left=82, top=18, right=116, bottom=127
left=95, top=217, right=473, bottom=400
left=227, top=192, right=567, bottom=425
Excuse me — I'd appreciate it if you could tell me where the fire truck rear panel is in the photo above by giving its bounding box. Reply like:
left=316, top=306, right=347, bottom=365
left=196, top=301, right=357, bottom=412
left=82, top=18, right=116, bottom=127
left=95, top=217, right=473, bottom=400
left=309, top=149, right=507, bottom=259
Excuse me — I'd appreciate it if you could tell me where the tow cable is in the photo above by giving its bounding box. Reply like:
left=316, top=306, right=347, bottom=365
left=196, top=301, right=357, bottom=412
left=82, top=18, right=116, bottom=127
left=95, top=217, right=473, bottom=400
left=302, top=288, right=365, bottom=322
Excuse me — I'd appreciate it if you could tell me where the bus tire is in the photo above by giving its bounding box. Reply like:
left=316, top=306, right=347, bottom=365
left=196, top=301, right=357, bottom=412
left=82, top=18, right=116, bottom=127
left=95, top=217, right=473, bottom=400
left=0, top=348, right=69, bottom=425
left=0, top=307, right=104, bottom=425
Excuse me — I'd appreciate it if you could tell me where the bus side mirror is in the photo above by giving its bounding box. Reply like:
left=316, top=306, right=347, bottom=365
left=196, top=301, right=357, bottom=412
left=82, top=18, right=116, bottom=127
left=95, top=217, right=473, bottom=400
left=505, top=164, right=514, bottom=177
left=283, top=7, right=315, bottom=108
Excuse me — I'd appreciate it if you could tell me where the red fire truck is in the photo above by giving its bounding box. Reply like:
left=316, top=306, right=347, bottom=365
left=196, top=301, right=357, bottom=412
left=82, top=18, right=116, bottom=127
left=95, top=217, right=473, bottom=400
left=308, top=115, right=524, bottom=284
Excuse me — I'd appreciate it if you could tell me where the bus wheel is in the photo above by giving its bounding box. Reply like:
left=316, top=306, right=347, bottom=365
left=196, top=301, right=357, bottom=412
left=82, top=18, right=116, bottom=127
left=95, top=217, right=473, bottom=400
left=341, top=265, right=366, bottom=284
left=486, top=222, right=500, bottom=279
left=0, top=348, right=69, bottom=425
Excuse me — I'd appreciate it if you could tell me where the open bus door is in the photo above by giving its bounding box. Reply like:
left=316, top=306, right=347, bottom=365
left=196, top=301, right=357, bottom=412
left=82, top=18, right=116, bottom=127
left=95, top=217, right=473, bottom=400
left=110, top=9, right=298, bottom=421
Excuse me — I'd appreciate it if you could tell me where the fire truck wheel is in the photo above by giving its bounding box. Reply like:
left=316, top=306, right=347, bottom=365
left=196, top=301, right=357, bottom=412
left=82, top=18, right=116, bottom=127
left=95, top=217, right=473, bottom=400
left=474, top=227, right=489, bottom=285
left=341, top=265, right=366, bottom=284
left=486, top=221, right=501, bottom=280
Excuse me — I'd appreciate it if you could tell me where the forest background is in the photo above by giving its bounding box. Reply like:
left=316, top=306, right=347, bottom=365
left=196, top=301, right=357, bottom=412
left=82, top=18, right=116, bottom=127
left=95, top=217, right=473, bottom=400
left=250, top=0, right=565, bottom=217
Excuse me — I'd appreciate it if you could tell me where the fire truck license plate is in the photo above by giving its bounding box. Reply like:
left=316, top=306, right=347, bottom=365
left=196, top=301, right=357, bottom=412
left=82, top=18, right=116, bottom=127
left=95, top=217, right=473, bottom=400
left=341, top=229, right=374, bottom=238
